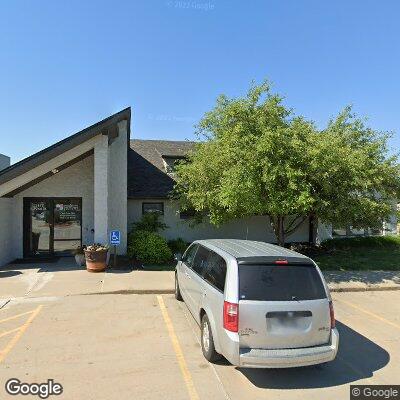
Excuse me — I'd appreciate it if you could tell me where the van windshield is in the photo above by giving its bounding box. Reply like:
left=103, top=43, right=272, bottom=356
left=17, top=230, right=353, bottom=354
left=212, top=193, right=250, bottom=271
left=239, top=264, right=326, bottom=301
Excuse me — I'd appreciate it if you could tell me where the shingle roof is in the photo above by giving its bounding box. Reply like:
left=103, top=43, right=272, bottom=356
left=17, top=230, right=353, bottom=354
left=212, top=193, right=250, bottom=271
left=128, top=139, right=196, bottom=198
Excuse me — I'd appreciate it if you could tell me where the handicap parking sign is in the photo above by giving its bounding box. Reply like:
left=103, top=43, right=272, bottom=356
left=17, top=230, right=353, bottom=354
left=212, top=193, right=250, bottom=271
left=110, top=230, right=121, bottom=245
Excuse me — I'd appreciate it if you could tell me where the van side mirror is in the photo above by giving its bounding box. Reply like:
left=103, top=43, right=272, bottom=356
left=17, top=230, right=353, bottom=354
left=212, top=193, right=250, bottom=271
left=174, top=253, right=182, bottom=262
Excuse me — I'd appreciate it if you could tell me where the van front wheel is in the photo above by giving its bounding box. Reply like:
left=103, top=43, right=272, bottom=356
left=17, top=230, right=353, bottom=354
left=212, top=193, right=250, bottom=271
left=201, top=314, right=220, bottom=362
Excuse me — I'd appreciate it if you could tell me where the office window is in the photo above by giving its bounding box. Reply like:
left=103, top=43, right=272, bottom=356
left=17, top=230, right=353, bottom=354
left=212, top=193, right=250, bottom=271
left=142, top=202, right=164, bottom=215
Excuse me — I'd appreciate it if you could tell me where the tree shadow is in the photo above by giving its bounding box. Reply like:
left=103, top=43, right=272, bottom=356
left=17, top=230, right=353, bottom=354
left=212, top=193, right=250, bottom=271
left=237, top=320, right=389, bottom=389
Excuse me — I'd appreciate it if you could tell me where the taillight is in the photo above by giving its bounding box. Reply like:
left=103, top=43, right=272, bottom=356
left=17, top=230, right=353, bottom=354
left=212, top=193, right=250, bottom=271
left=329, top=301, right=335, bottom=329
left=275, top=259, right=288, bottom=265
left=223, top=301, right=239, bottom=332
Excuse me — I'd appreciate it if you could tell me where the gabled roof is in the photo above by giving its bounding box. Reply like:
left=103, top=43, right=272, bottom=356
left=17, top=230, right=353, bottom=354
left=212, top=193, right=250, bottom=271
left=128, top=139, right=196, bottom=199
left=0, top=108, right=131, bottom=186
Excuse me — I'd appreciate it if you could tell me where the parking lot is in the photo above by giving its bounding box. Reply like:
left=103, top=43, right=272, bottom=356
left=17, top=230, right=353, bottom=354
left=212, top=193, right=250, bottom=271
left=0, top=290, right=399, bottom=399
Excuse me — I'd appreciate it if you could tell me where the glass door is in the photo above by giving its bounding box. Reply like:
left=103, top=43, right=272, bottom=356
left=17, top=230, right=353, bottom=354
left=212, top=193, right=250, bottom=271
left=24, top=198, right=82, bottom=257
left=25, top=199, right=52, bottom=257
left=53, top=199, right=82, bottom=255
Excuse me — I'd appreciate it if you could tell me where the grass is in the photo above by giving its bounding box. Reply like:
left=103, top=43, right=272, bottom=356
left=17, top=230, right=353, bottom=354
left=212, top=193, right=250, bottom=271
left=307, top=235, right=400, bottom=271
left=134, top=235, right=400, bottom=272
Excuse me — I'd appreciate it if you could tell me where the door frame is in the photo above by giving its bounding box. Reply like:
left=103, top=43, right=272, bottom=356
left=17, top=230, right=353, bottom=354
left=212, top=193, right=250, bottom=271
left=23, top=197, right=83, bottom=258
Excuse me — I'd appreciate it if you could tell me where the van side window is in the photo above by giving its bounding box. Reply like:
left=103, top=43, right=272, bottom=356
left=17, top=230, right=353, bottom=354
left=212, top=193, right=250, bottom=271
left=192, top=245, right=210, bottom=275
left=203, top=250, right=227, bottom=292
left=182, top=244, right=198, bottom=267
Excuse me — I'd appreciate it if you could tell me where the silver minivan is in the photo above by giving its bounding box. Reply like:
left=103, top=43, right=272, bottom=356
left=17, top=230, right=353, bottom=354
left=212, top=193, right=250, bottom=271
left=175, top=239, right=339, bottom=368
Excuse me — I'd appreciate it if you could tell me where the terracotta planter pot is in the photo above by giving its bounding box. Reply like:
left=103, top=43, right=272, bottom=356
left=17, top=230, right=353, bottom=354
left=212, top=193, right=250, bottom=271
left=84, top=249, right=108, bottom=272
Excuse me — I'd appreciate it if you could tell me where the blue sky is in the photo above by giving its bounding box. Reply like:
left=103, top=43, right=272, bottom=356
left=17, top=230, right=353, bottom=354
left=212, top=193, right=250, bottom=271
left=1, top=0, right=399, bottom=163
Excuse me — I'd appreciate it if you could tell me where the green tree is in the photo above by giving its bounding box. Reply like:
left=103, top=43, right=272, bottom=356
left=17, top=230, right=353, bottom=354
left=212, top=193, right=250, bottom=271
left=174, top=81, right=400, bottom=246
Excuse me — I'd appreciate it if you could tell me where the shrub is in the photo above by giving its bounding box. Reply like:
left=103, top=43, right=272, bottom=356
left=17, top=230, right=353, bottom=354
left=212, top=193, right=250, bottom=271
left=127, top=230, right=172, bottom=264
left=131, top=212, right=167, bottom=233
left=168, top=238, right=190, bottom=255
left=322, top=235, right=400, bottom=250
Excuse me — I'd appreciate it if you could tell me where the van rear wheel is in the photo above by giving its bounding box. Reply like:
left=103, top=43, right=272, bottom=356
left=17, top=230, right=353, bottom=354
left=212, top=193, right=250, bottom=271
left=201, top=314, right=220, bottom=362
left=175, top=273, right=183, bottom=301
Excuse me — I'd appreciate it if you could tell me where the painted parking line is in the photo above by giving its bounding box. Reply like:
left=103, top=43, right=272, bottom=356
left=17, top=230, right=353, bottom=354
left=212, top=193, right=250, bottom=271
left=0, top=309, right=39, bottom=324
left=0, top=305, right=43, bottom=364
left=157, top=295, right=200, bottom=400
left=336, top=298, right=400, bottom=330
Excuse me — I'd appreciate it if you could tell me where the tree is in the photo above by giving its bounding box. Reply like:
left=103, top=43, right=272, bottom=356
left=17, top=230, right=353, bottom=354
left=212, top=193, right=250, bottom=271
left=174, top=81, right=400, bottom=246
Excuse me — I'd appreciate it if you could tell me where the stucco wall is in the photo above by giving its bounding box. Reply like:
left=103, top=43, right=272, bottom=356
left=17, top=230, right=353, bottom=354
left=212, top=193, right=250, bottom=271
left=127, top=199, right=310, bottom=243
left=107, top=120, right=128, bottom=254
left=0, top=198, right=16, bottom=266
left=12, top=155, right=94, bottom=258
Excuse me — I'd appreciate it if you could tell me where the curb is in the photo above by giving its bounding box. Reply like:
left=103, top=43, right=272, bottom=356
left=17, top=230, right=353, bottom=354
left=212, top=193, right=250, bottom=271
left=83, top=289, right=176, bottom=296
left=80, top=287, right=400, bottom=295
left=329, top=286, right=400, bottom=293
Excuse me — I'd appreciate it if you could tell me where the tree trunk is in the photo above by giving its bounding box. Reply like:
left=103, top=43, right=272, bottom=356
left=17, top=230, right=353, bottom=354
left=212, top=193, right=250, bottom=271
left=277, top=216, right=285, bottom=246
left=270, top=214, right=308, bottom=247
left=308, top=214, right=317, bottom=245
left=270, top=215, right=286, bottom=247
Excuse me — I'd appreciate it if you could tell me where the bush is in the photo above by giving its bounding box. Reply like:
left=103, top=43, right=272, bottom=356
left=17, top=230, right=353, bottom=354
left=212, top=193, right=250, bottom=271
left=131, top=212, right=167, bottom=233
left=168, top=238, right=190, bottom=255
left=127, top=230, right=172, bottom=264
left=322, top=235, right=400, bottom=250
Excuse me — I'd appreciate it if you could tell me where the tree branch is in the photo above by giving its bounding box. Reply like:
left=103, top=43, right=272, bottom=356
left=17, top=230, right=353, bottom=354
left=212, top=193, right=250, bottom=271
left=285, top=216, right=308, bottom=237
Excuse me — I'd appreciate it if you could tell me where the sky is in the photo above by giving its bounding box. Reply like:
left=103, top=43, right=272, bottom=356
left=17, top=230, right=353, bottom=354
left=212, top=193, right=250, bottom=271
left=1, top=0, right=399, bottom=163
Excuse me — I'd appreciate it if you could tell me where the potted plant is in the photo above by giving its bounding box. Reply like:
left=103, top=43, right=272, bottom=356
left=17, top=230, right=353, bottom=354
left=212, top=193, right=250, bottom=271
left=84, top=244, right=109, bottom=272
left=73, top=246, right=86, bottom=267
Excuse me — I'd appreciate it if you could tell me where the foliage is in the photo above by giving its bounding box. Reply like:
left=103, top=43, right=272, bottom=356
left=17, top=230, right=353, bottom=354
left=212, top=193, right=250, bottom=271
left=174, top=80, right=400, bottom=246
left=127, top=230, right=172, bottom=264
left=73, top=245, right=86, bottom=255
left=131, top=212, right=167, bottom=233
left=85, top=244, right=109, bottom=252
left=168, top=238, right=190, bottom=255
left=321, top=235, right=400, bottom=250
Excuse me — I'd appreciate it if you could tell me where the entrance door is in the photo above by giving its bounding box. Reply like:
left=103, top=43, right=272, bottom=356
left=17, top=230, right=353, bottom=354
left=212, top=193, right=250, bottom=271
left=24, top=198, right=82, bottom=257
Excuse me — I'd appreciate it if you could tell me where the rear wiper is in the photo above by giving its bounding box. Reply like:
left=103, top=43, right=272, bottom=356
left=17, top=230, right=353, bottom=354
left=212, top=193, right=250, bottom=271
left=291, top=296, right=300, bottom=302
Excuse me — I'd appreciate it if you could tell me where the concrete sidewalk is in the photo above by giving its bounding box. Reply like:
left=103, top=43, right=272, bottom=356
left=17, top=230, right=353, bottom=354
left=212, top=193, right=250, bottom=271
left=1, top=258, right=400, bottom=304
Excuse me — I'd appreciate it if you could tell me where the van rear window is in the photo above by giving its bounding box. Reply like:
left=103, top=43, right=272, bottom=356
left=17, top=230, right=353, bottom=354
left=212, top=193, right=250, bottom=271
left=239, top=264, right=326, bottom=301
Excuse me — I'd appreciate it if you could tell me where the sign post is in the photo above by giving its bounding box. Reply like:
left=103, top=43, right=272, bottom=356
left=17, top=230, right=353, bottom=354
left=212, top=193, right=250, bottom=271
left=109, top=230, right=121, bottom=268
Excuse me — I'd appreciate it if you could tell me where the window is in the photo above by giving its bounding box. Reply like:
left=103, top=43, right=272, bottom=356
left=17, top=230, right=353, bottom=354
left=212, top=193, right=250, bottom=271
left=203, top=251, right=227, bottom=292
left=142, top=202, right=164, bottom=215
left=192, top=245, right=210, bottom=276
left=239, top=264, right=326, bottom=301
left=182, top=244, right=198, bottom=267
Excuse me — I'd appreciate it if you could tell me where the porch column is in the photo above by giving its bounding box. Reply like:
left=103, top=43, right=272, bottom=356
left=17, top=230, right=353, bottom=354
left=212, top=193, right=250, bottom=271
left=94, top=135, right=109, bottom=244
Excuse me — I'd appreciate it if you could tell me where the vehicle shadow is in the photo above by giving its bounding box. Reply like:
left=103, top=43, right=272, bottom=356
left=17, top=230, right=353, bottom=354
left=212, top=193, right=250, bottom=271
left=237, top=320, right=390, bottom=389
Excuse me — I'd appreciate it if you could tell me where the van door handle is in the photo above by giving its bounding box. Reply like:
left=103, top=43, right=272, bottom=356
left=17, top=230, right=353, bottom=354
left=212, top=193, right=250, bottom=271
left=185, top=271, right=191, bottom=279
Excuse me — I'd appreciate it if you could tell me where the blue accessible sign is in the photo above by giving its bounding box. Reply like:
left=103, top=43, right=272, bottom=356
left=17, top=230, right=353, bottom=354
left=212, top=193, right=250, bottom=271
left=110, top=230, right=121, bottom=246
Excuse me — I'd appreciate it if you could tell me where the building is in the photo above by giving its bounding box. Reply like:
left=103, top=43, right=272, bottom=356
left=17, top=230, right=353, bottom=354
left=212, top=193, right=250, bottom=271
left=0, top=109, right=331, bottom=266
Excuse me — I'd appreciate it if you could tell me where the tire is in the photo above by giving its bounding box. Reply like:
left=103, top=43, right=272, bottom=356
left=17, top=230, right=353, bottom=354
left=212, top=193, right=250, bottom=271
left=175, top=272, right=183, bottom=301
left=201, top=314, right=221, bottom=362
